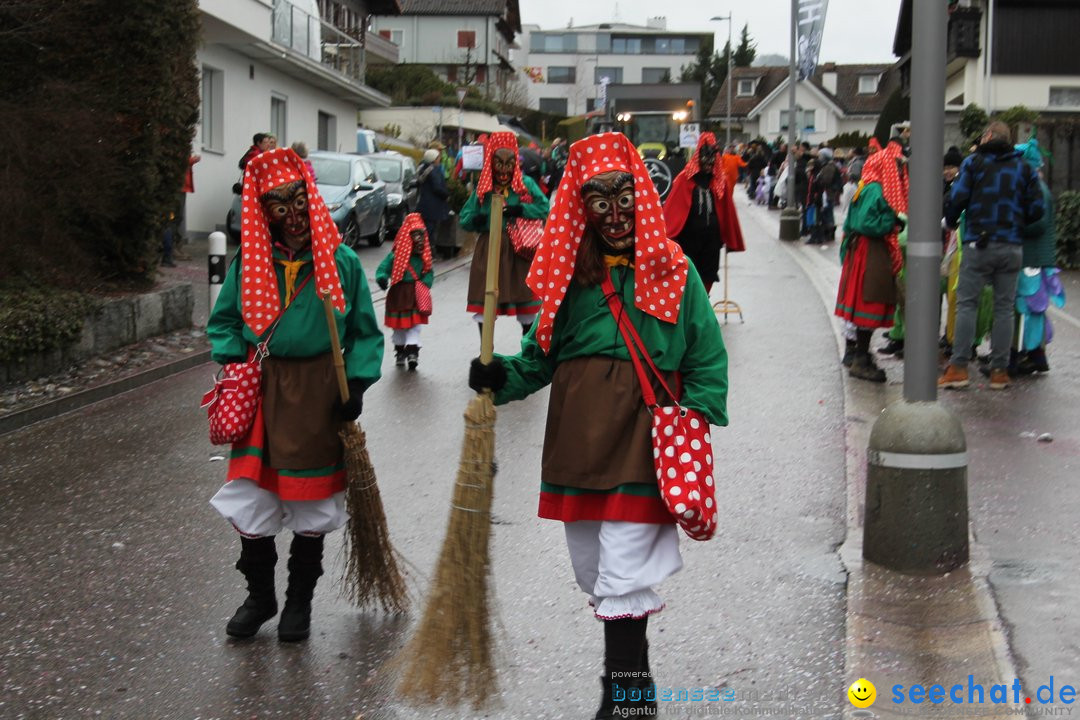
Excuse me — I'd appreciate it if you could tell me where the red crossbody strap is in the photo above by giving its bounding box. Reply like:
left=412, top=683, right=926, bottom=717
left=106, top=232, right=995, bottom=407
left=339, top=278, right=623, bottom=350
left=252, top=271, right=315, bottom=359
left=601, top=272, right=681, bottom=409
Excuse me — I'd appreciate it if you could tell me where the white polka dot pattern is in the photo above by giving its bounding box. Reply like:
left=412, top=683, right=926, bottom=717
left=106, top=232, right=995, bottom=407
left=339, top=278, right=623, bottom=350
left=525, top=132, right=690, bottom=354
left=650, top=406, right=717, bottom=541
left=473, top=131, right=532, bottom=204
left=202, top=360, right=262, bottom=445
left=239, top=147, right=345, bottom=337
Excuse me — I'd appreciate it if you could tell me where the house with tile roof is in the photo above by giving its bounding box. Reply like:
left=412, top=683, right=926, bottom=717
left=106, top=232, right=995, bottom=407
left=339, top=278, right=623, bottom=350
left=709, top=63, right=899, bottom=146
left=370, top=0, right=521, bottom=99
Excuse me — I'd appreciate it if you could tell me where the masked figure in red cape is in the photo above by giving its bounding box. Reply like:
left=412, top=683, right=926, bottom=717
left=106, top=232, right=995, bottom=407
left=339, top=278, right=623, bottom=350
left=375, top=212, right=434, bottom=370
left=206, top=147, right=383, bottom=642
left=663, top=132, right=746, bottom=294
left=834, top=138, right=909, bottom=383
left=458, top=131, right=550, bottom=335
left=467, top=132, right=729, bottom=719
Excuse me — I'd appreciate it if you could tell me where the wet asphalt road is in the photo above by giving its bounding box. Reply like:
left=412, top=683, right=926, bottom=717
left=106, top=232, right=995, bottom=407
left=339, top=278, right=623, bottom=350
left=0, top=213, right=849, bottom=719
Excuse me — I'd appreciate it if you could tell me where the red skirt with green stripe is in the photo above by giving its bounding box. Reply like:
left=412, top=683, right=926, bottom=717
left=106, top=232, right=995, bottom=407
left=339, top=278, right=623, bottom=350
left=227, top=402, right=346, bottom=502
left=834, top=235, right=896, bottom=329
left=538, top=481, right=672, bottom=524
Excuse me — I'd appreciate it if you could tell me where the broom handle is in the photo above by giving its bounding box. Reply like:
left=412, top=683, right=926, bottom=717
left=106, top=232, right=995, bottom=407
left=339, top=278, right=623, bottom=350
left=480, top=193, right=504, bottom=365
left=322, top=291, right=350, bottom=403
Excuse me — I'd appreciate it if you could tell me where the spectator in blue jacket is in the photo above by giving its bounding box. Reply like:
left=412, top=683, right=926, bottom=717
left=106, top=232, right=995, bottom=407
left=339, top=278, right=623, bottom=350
left=940, top=121, right=1044, bottom=390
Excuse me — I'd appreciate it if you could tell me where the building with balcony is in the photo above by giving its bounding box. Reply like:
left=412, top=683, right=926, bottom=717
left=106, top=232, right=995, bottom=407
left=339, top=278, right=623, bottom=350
left=370, top=0, right=522, bottom=99
left=709, top=63, right=898, bottom=146
left=190, top=0, right=399, bottom=236
left=893, top=0, right=1080, bottom=190
left=514, top=18, right=711, bottom=116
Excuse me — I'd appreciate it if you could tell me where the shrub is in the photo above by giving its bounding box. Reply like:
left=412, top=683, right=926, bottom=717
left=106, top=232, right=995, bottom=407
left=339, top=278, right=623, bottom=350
left=447, top=176, right=471, bottom=216
left=828, top=131, right=872, bottom=150
left=1055, top=191, right=1080, bottom=269
left=0, top=283, right=97, bottom=363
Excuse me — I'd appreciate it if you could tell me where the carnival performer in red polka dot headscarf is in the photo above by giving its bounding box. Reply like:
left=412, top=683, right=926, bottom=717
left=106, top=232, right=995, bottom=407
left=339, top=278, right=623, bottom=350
left=466, top=132, right=729, bottom=717
left=206, top=146, right=384, bottom=643
left=375, top=212, right=434, bottom=371
left=459, top=131, right=550, bottom=335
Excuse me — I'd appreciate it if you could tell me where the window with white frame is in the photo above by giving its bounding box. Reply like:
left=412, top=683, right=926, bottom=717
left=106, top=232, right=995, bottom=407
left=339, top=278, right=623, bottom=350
left=271, top=95, right=287, bottom=145
left=737, top=79, right=756, bottom=96
left=641, top=67, right=671, bottom=84
left=858, top=75, right=879, bottom=94
left=200, top=66, right=224, bottom=153
left=779, top=107, right=816, bottom=132
left=1049, top=86, right=1080, bottom=107
left=595, top=66, right=623, bottom=84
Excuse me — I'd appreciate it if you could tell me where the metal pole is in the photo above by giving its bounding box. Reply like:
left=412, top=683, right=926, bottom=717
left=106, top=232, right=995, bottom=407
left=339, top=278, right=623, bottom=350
left=726, top=18, right=733, bottom=148
left=778, top=0, right=800, bottom=240
left=208, top=231, right=227, bottom=312
left=906, top=0, right=948, bottom=402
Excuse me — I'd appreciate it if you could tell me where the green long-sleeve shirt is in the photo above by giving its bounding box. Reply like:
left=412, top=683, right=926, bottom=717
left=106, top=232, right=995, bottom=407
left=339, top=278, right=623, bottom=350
left=458, top=175, right=550, bottom=233
left=207, top=244, right=383, bottom=392
left=844, top=182, right=901, bottom=239
left=375, top=252, right=434, bottom=287
left=495, top=263, right=729, bottom=427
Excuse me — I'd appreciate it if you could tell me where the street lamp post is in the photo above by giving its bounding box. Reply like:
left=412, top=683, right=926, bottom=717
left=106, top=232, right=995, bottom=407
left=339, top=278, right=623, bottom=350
left=709, top=13, right=733, bottom=148
left=777, top=0, right=800, bottom=241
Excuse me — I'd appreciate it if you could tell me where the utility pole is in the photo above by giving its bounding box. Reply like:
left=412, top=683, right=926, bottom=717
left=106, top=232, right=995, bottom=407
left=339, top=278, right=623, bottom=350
left=778, top=0, right=800, bottom=241
left=709, top=13, right=734, bottom=148
left=863, top=0, right=968, bottom=575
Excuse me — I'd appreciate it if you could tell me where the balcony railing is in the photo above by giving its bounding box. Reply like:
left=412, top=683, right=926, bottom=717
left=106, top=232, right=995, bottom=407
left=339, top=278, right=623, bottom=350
left=271, top=0, right=365, bottom=84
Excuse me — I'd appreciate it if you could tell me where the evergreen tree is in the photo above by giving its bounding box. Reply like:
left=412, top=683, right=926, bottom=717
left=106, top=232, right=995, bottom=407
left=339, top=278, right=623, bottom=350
left=733, top=24, right=757, bottom=68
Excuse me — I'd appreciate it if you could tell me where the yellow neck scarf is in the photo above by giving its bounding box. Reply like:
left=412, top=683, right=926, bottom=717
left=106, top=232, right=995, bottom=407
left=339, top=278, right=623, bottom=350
left=603, top=254, right=631, bottom=268
left=275, top=259, right=309, bottom=307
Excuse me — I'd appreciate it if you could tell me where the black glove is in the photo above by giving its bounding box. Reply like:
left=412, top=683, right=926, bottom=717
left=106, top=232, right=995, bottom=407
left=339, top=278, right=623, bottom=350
left=333, top=379, right=365, bottom=421
left=469, top=357, right=507, bottom=393
left=376, top=277, right=389, bottom=291
left=502, top=204, right=524, bottom=219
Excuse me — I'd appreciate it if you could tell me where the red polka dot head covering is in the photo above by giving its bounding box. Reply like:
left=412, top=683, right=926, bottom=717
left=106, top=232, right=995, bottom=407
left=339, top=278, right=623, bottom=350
left=239, top=146, right=344, bottom=336
left=474, top=131, right=531, bottom=202
left=389, top=212, right=432, bottom=285
left=526, top=132, right=689, bottom=354
left=683, top=131, right=728, bottom=201
left=860, top=139, right=909, bottom=215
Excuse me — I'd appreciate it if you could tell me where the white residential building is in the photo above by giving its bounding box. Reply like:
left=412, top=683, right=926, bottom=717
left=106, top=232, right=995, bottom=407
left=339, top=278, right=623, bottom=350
left=190, top=0, right=398, bottom=236
left=514, top=18, right=712, bottom=116
left=370, top=0, right=521, bottom=98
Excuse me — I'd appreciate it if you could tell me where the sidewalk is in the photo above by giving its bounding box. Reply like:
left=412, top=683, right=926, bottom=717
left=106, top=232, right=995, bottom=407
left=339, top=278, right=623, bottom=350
left=738, top=200, right=1078, bottom=720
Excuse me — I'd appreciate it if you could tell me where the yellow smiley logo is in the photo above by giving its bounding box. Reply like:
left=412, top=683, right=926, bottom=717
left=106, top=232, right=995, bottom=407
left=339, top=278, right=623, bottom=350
left=848, top=678, right=877, bottom=708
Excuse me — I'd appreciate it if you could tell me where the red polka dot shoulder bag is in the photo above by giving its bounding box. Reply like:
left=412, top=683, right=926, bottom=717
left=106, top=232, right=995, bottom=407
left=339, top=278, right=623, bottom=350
left=201, top=273, right=312, bottom=445
left=601, top=273, right=718, bottom=541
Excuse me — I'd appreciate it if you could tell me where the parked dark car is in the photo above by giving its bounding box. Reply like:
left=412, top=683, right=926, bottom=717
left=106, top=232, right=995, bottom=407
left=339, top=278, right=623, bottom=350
left=365, top=152, right=419, bottom=232
left=308, top=151, right=389, bottom=247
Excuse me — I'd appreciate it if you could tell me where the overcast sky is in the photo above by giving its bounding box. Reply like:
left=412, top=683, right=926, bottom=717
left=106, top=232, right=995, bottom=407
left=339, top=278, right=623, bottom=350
left=519, top=0, right=904, bottom=65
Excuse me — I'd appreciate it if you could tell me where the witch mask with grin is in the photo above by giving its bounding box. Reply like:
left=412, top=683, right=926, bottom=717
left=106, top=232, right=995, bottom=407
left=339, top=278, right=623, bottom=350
left=582, top=171, right=635, bottom=253
left=261, top=180, right=311, bottom=251
left=492, top=147, right=517, bottom=192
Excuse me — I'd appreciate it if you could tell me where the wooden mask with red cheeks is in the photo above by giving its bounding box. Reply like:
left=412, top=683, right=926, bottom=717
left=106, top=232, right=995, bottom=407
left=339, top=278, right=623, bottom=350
left=697, top=142, right=718, bottom=174
left=260, top=180, right=310, bottom=250
left=581, top=171, right=636, bottom=253
left=492, top=147, right=516, bottom=191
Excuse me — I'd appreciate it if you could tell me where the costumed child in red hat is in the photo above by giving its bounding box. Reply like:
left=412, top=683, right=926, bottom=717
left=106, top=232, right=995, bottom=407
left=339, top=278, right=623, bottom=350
left=663, top=132, right=745, bottom=295
left=375, top=213, right=434, bottom=371
left=459, top=131, right=550, bottom=336
left=206, top=147, right=383, bottom=642
left=834, top=137, right=909, bottom=382
left=468, top=132, right=729, bottom=718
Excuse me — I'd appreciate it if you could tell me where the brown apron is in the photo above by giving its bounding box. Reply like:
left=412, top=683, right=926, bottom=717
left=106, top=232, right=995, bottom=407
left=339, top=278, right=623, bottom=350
left=261, top=353, right=342, bottom=470
left=467, top=231, right=539, bottom=309
left=542, top=356, right=679, bottom=490
left=386, top=281, right=418, bottom=313
left=863, top=237, right=898, bottom=305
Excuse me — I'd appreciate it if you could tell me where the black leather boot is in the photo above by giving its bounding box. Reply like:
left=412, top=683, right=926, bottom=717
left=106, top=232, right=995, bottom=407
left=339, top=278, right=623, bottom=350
left=278, top=533, right=324, bottom=642
left=636, top=639, right=658, bottom=716
left=226, top=536, right=278, bottom=639
left=405, top=344, right=419, bottom=371
left=595, top=617, right=649, bottom=719
left=394, top=344, right=406, bottom=367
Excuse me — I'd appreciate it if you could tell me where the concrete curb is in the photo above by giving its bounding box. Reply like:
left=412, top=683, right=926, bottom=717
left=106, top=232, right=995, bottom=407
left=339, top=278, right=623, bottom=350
left=0, top=254, right=477, bottom=438
left=775, top=235, right=1023, bottom=720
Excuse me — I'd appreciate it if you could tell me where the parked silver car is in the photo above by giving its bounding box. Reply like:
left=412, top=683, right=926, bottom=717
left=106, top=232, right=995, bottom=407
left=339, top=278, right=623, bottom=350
left=225, top=152, right=389, bottom=247
left=309, top=151, right=389, bottom=247
left=365, top=151, right=419, bottom=233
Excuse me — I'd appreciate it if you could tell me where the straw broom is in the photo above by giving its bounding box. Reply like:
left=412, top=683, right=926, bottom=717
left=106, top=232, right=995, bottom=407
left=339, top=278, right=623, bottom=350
left=395, top=194, right=505, bottom=708
left=322, top=292, right=409, bottom=614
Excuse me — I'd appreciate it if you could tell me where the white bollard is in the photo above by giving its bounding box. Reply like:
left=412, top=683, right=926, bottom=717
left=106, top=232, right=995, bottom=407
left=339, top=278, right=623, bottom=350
left=208, top=231, right=227, bottom=312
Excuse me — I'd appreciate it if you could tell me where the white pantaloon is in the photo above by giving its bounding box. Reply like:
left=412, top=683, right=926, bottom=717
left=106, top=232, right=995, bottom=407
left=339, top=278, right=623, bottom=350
left=564, top=520, right=682, bottom=621
left=391, top=326, right=423, bottom=346
left=210, top=478, right=348, bottom=537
